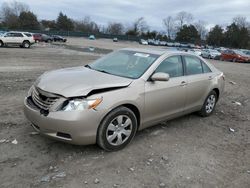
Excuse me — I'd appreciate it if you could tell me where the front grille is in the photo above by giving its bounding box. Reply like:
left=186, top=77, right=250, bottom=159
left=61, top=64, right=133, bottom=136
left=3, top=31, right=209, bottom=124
left=31, top=87, right=58, bottom=110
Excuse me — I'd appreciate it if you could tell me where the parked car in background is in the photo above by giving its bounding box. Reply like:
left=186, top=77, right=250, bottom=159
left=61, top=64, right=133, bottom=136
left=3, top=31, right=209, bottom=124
left=0, top=31, right=35, bottom=48
left=33, top=33, right=42, bottom=42
left=0, top=31, right=6, bottom=36
left=166, top=42, right=174, bottom=47
left=220, top=49, right=250, bottom=63
left=113, top=37, right=118, bottom=42
left=159, top=41, right=167, bottom=46
left=241, top=49, right=250, bottom=56
left=41, top=34, right=53, bottom=43
left=187, top=49, right=202, bottom=56
left=193, top=49, right=202, bottom=56
left=201, top=49, right=221, bottom=59
left=139, top=39, right=148, bottom=45
left=173, top=42, right=180, bottom=47
left=24, top=48, right=225, bottom=151
left=52, top=35, right=67, bottom=42
left=89, top=35, right=96, bottom=40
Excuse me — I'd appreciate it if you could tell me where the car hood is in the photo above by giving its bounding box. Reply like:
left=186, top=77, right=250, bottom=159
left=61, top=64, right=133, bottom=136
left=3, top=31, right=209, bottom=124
left=35, top=67, right=133, bottom=98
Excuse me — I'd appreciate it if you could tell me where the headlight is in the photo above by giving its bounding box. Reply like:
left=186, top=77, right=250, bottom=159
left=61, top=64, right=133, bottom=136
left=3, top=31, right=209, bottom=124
left=62, top=98, right=102, bottom=111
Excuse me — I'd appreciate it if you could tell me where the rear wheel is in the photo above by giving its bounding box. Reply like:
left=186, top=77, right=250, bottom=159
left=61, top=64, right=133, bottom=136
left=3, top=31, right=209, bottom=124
left=0, top=40, right=3, bottom=47
left=199, top=90, right=217, bottom=117
left=22, top=41, right=30, bottom=48
left=97, top=106, right=137, bottom=151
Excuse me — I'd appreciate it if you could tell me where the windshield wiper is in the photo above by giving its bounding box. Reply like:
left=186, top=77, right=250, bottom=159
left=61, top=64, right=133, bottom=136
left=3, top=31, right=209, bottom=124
left=97, top=69, right=112, bottom=75
left=85, top=64, right=92, bottom=69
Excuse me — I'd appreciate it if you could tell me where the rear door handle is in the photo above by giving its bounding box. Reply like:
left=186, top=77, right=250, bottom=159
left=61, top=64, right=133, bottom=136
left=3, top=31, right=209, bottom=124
left=180, top=81, right=187, bottom=86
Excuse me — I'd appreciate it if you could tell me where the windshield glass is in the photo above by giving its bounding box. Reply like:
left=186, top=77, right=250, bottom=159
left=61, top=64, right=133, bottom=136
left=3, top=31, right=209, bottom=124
left=89, top=50, right=159, bottom=79
left=234, top=50, right=246, bottom=56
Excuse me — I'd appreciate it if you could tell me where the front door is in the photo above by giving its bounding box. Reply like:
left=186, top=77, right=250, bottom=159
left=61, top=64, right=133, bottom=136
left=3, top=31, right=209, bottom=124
left=144, top=55, right=187, bottom=126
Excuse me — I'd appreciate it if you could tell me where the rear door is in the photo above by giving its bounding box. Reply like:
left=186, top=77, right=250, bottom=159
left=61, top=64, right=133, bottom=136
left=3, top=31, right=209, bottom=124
left=183, top=55, right=213, bottom=111
left=13, top=33, right=24, bottom=44
left=144, top=55, right=187, bottom=125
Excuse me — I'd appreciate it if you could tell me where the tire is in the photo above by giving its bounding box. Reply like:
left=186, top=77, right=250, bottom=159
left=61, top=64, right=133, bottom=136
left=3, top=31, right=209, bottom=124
left=47, top=39, right=52, bottom=43
left=97, top=106, right=138, bottom=151
left=0, top=40, right=4, bottom=47
left=208, top=55, right=211, bottom=59
left=199, top=90, right=218, bottom=117
left=22, top=41, right=30, bottom=48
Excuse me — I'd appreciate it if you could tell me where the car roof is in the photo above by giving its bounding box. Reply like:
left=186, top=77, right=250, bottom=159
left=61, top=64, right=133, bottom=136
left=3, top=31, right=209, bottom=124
left=122, top=48, right=185, bottom=56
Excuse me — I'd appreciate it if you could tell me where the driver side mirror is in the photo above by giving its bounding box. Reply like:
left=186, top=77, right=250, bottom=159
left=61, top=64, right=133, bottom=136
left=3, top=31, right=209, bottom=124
left=151, top=72, right=170, bottom=81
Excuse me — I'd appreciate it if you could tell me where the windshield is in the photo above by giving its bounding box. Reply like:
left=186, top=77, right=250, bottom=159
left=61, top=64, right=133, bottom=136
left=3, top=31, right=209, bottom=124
left=89, top=50, right=159, bottom=79
left=234, top=50, right=247, bottom=56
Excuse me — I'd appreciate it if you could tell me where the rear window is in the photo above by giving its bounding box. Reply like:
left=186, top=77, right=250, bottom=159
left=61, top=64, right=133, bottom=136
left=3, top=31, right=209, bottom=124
left=24, top=33, right=32, bottom=37
left=184, top=56, right=203, bottom=75
left=201, top=62, right=212, bottom=73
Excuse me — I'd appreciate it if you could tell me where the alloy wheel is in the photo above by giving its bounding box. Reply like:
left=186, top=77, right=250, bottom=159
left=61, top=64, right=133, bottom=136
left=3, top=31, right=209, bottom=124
left=106, top=115, right=132, bottom=146
left=205, top=94, right=216, bottom=113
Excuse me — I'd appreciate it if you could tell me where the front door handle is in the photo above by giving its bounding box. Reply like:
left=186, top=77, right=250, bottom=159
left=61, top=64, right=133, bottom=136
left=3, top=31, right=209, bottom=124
left=208, top=76, right=213, bottom=80
left=180, top=81, right=187, bottom=86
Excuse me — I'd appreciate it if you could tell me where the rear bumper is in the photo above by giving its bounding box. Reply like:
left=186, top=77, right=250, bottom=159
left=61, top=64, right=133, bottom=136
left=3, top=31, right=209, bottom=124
left=23, top=97, right=104, bottom=145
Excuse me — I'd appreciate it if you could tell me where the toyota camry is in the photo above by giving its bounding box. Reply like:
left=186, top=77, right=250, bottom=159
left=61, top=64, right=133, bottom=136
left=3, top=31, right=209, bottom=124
left=24, top=48, right=225, bottom=151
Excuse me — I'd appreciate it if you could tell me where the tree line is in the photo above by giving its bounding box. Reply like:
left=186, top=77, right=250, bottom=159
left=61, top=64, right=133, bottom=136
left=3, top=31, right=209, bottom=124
left=0, top=1, right=249, bottom=49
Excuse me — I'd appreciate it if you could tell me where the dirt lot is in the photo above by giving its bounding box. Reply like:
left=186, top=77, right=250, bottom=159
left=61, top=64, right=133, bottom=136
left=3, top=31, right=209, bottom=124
left=0, top=38, right=250, bottom=188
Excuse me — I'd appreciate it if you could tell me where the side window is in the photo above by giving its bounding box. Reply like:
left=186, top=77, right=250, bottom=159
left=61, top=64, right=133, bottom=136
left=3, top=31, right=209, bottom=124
left=184, top=56, right=203, bottom=75
left=201, top=61, right=212, bottom=73
left=13, top=33, right=23, bottom=37
left=155, top=56, right=183, bottom=78
left=5, top=33, right=13, bottom=37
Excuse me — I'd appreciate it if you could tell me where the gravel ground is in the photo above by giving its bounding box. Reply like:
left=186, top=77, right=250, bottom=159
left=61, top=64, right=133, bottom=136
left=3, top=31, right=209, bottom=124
left=0, top=38, right=249, bottom=188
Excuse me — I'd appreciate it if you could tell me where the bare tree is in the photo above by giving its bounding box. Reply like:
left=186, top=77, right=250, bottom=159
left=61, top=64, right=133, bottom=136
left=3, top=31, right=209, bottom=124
left=233, top=15, right=248, bottom=28
left=175, top=11, right=193, bottom=29
left=1, top=1, right=29, bottom=18
left=74, top=16, right=99, bottom=33
left=163, top=16, right=175, bottom=39
left=194, top=20, right=208, bottom=40
left=0, top=1, right=29, bottom=28
left=133, top=17, right=149, bottom=35
left=106, top=22, right=124, bottom=35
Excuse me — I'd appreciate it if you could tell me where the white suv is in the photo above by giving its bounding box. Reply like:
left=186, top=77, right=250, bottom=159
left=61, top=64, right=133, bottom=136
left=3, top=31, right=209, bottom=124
left=0, top=31, right=35, bottom=48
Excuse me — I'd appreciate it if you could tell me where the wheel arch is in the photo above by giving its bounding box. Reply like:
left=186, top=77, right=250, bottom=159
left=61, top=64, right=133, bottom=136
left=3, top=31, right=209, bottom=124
left=23, top=40, right=30, bottom=43
left=98, top=103, right=141, bottom=132
left=212, top=88, right=220, bottom=100
left=122, top=103, right=141, bottom=130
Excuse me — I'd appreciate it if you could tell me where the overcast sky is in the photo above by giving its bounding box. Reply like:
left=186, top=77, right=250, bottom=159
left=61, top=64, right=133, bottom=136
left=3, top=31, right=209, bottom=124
left=0, top=0, right=250, bottom=31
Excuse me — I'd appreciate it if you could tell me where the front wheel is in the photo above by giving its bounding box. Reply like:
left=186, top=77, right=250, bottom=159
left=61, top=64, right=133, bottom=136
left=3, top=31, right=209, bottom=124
left=97, top=106, right=137, bottom=151
left=199, top=90, right=218, bottom=117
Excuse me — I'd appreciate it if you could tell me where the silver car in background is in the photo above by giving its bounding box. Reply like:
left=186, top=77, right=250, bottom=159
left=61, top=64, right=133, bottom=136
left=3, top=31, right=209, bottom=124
left=202, top=49, right=221, bottom=59
left=24, top=48, right=225, bottom=151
